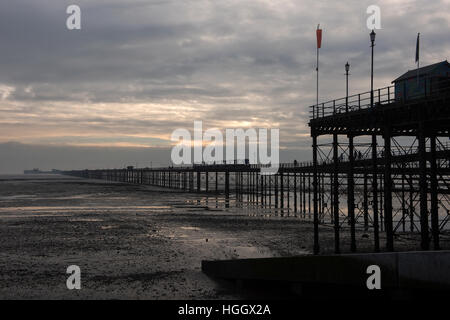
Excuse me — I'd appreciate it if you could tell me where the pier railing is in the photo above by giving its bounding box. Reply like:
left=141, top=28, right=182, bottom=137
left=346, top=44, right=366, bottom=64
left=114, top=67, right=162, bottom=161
left=310, top=77, right=450, bottom=120
left=309, top=85, right=395, bottom=119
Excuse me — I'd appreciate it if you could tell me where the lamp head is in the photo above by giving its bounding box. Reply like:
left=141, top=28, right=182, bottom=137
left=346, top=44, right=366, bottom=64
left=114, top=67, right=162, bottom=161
left=345, top=62, right=350, bottom=72
left=370, top=29, right=376, bottom=43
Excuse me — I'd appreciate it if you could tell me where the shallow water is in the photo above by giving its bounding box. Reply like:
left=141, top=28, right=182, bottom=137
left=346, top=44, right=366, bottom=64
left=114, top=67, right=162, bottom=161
left=0, top=174, right=447, bottom=299
left=0, top=174, right=312, bottom=299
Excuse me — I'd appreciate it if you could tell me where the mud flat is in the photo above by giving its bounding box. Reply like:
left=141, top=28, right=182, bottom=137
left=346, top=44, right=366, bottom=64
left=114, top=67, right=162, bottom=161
left=0, top=175, right=445, bottom=299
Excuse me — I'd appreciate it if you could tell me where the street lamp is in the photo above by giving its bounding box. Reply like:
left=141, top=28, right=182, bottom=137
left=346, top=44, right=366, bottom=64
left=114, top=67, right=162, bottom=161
left=370, top=29, right=376, bottom=42
left=369, top=29, right=380, bottom=252
left=370, top=30, right=376, bottom=108
left=345, top=62, right=350, bottom=112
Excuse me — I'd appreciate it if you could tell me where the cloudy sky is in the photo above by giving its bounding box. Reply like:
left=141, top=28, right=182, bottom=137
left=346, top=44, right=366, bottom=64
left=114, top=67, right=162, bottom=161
left=0, top=0, right=449, bottom=172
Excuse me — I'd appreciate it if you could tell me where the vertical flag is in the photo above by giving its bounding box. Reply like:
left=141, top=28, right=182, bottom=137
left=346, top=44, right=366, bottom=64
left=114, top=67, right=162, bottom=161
left=415, top=33, right=420, bottom=85
left=415, top=33, right=420, bottom=65
left=316, top=25, right=322, bottom=49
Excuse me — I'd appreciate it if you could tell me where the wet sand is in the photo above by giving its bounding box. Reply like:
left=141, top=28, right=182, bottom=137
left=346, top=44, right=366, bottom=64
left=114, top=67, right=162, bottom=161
left=0, top=174, right=446, bottom=299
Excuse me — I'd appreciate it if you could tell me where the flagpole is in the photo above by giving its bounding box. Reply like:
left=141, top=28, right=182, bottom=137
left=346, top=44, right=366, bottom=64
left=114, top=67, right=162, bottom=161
left=316, top=44, right=319, bottom=107
left=417, top=58, right=419, bottom=85
left=316, top=24, right=321, bottom=117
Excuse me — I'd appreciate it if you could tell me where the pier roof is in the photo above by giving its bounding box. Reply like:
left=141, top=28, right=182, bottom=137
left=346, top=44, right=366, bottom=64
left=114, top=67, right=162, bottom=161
left=392, top=60, right=449, bottom=83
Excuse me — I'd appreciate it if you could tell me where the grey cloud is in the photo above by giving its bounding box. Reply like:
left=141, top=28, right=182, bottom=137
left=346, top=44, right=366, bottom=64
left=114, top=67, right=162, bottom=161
left=0, top=0, right=449, bottom=172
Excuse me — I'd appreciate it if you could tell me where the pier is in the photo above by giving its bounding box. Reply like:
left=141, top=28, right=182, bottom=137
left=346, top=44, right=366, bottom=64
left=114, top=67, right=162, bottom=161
left=63, top=79, right=450, bottom=255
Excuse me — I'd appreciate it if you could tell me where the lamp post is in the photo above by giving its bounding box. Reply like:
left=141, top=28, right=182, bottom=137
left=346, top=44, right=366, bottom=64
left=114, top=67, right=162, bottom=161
left=370, top=30, right=376, bottom=108
left=346, top=59, right=356, bottom=252
left=369, top=29, right=380, bottom=252
left=345, top=62, right=350, bottom=112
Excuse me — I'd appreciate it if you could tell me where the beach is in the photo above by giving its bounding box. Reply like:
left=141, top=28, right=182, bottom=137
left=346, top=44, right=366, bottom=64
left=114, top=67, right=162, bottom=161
left=0, top=174, right=443, bottom=299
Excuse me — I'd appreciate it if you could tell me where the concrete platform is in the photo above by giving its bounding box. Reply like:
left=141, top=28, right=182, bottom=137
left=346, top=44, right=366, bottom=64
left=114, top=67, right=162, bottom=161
left=202, top=251, right=450, bottom=292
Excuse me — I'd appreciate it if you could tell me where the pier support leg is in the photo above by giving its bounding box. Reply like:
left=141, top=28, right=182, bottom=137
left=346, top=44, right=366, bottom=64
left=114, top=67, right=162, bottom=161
left=418, top=123, right=429, bottom=250
left=286, top=174, right=290, bottom=211
left=268, top=175, right=272, bottom=207
left=313, top=134, right=320, bottom=255
left=333, top=133, right=340, bottom=254
left=303, top=174, right=306, bottom=216
left=261, top=173, right=264, bottom=206
left=372, top=134, right=380, bottom=252
left=275, top=174, right=279, bottom=208
left=430, top=134, right=440, bottom=250
left=364, top=173, right=369, bottom=231
left=256, top=172, right=259, bottom=204
left=280, top=172, right=284, bottom=209
left=409, top=182, right=414, bottom=233
left=235, top=172, right=239, bottom=202
left=225, top=171, right=230, bottom=208
left=348, top=134, right=356, bottom=252
left=294, top=173, right=297, bottom=214
left=197, top=172, right=201, bottom=192
left=308, top=174, right=311, bottom=218
left=402, top=166, right=406, bottom=232
left=383, top=127, right=394, bottom=252
left=215, top=172, right=218, bottom=193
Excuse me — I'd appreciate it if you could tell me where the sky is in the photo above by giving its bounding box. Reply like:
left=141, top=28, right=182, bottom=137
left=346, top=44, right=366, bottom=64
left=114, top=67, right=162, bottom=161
left=0, top=0, right=449, bottom=172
